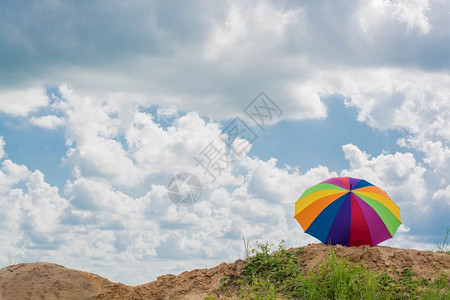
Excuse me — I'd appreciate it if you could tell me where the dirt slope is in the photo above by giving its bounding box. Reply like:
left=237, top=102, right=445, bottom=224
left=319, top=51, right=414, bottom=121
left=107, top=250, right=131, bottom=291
left=0, top=244, right=449, bottom=300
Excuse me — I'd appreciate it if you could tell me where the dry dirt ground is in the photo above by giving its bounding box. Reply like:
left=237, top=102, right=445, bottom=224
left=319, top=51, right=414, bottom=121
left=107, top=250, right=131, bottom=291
left=0, top=244, right=449, bottom=300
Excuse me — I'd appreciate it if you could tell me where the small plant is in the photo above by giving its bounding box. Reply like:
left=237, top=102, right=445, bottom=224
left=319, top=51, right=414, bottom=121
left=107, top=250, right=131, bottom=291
left=242, top=234, right=251, bottom=260
left=238, top=276, right=279, bottom=299
left=420, top=273, right=450, bottom=299
left=435, top=227, right=450, bottom=253
left=299, top=247, right=387, bottom=299
left=219, top=275, right=230, bottom=291
left=238, top=240, right=303, bottom=298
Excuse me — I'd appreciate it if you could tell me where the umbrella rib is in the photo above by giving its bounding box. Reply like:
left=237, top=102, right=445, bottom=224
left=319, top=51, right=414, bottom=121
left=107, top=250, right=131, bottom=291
left=295, top=192, right=348, bottom=231
left=353, top=193, right=393, bottom=245
left=296, top=190, right=348, bottom=214
left=354, top=193, right=402, bottom=236
left=353, top=191, right=401, bottom=221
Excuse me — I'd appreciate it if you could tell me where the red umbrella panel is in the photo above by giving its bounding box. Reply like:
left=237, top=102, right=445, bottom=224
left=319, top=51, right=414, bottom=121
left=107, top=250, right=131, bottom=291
left=294, top=177, right=401, bottom=246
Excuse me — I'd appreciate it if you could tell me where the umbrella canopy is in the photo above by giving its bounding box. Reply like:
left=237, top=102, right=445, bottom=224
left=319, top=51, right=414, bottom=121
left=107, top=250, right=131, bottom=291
left=294, top=177, right=401, bottom=246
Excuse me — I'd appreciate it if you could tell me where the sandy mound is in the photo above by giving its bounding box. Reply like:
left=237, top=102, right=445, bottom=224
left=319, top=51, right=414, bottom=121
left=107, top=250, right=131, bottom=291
left=0, top=244, right=448, bottom=299
left=298, top=244, right=450, bottom=280
left=0, top=262, right=132, bottom=300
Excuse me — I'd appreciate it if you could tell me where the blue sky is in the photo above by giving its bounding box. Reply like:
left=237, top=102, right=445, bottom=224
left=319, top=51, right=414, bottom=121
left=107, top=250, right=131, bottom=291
left=0, top=0, right=449, bottom=285
left=247, top=97, right=406, bottom=171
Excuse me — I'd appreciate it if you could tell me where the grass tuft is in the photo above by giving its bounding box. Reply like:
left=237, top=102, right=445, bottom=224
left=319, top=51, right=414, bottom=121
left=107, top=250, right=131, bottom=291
left=242, top=234, right=251, bottom=260
left=435, top=227, right=450, bottom=254
left=220, top=240, right=450, bottom=299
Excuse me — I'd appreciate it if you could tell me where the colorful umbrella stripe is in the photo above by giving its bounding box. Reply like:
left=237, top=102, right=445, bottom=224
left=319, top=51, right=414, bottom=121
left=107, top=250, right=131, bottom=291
left=294, top=177, right=401, bottom=246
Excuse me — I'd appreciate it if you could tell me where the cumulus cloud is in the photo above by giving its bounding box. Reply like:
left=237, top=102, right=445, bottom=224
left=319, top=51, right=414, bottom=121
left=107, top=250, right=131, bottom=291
left=432, top=185, right=450, bottom=204
left=0, top=159, right=68, bottom=255
left=325, top=68, right=450, bottom=224
left=341, top=143, right=426, bottom=207
left=0, top=88, right=49, bottom=116
left=324, top=67, right=450, bottom=238
left=0, top=136, right=5, bottom=160
left=156, top=106, right=178, bottom=118
left=400, top=138, right=450, bottom=182
left=358, top=0, right=431, bottom=35
left=30, top=115, right=65, bottom=129
left=2, top=0, right=447, bottom=121
left=331, top=69, right=450, bottom=136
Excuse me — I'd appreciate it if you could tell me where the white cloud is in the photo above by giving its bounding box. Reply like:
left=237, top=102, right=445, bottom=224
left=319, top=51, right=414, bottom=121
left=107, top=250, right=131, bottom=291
left=0, top=88, right=49, bottom=116
left=0, top=136, right=5, bottom=160
left=205, top=2, right=304, bottom=60
left=341, top=143, right=427, bottom=208
left=358, top=0, right=431, bottom=35
left=0, top=159, right=30, bottom=193
left=0, top=159, right=68, bottom=255
left=320, top=68, right=450, bottom=214
left=244, top=156, right=337, bottom=205
left=57, top=85, right=244, bottom=190
left=393, top=0, right=431, bottom=34
left=285, top=83, right=328, bottom=120
left=432, top=185, right=450, bottom=207
left=328, top=68, right=450, bottom=229
left=59, top=86, right=138, bottom=187
left=397, top=224, right=411, bottom=233
left=1, top=0, right=447, bottom=124
left=319, top=68, right=450, bottom=134
left=400, top=138, right=450, bottom=183
left=30, top=115, right=65, bottom=129
left=156, top=106, right=177, bottom=118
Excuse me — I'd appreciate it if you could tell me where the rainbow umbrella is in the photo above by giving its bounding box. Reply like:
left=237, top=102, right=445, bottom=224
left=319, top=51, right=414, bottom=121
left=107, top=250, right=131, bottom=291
left=294, top=177, right=401, bottom=246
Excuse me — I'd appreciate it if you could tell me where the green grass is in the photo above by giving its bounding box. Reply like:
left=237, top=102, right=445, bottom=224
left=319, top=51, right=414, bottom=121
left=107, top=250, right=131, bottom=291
left=435, top=227, right=450, bottom=254
left=215, top=241, right=450, bottom=300
left=242, top=234, right=251, bottom=260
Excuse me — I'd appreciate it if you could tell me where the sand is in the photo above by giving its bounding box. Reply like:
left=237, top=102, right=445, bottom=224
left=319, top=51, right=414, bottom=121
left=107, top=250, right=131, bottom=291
left=0, top=244, right=448, bottom=299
